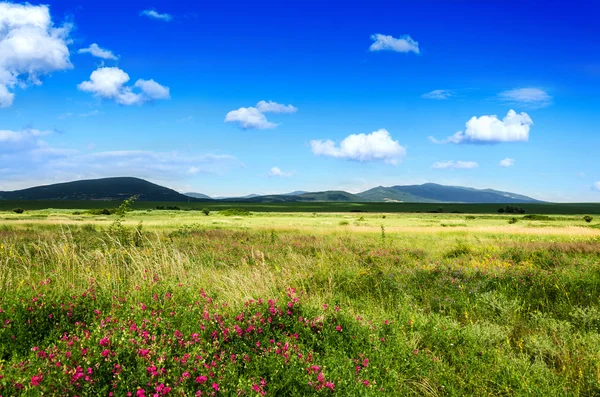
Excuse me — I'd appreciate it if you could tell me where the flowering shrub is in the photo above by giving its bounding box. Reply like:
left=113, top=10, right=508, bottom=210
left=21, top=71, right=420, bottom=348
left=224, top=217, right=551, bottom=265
left=0, top=284, right=399, bottom=396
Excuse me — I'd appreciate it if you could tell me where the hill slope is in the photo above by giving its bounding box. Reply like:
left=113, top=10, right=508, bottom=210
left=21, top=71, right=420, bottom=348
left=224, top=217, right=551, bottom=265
left=386, top=183, right=543, bottom=203
left=0, top=177, right=195, bottom=202
left=184, top=192, right=212, bottom=199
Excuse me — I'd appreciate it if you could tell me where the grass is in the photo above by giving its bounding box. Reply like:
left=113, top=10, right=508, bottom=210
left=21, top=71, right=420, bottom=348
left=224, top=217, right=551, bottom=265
left=1, top=200, right=600, bottom=214
left=0, top=210, right=600, bottom=395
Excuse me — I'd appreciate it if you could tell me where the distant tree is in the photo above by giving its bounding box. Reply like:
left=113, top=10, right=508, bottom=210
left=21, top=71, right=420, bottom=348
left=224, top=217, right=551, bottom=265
left=584, top=215, right=593, bottom=223
left=12, top=208, right=24, bottom=214
left=202, top=208, right=210, bottom=216
left=497, top=207, right=505, bottom=214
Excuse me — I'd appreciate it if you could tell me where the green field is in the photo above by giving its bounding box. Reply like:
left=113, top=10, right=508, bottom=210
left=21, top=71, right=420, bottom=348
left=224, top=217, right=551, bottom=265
left=1, top=208, right=599, bottom=395
left=2, top=200, right=600, bottom=214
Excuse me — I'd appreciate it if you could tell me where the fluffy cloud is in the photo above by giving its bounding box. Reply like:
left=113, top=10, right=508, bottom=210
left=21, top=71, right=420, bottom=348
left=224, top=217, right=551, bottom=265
left=499, top=158, right=515, bottom=167
left=498, top=88, right=552, bottom=108
left=78, top=43, right=118, bottom=60
left=431, top=160, right=478, bottom=170
left=256, top=100, right=297, bottom=113
left=369, top=34, right=419, bottom=54
left=225, top=100, right=297, bottom=129
left=421, top=90, right=452, bottom=100
left=430, top=110, right=533, bottom=144
left=0, top=128, right=51, bottom=153
left=0, top=2, right=72, bottom=107
left=140, top=9, right=173, bottom=22
left=310, top=129, right=406, bottom=165
left=594, top=182, right=600, bottom=191
left=78, top=67, right=170, bottom=105
left=268, top=166, right=293, bottom=177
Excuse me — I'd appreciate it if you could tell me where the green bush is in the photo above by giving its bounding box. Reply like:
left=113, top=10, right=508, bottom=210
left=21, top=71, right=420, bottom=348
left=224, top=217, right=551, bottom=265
left=220, top=208, right=251, bottom=216
left=339, top=220, right=349, bottom=226
left=584, top=215, right=593, bottom=223
left=12, top=208, right=24, bottom=214
left=508, top=217, right=519, bottom=224
left=202, top=208, right=210, bottom=216
left=522, top=214, right=551, bottom=221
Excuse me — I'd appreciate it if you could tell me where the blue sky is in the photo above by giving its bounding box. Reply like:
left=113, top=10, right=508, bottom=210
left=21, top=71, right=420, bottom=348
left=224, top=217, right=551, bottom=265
left=1, top=0, right=599, bottom=201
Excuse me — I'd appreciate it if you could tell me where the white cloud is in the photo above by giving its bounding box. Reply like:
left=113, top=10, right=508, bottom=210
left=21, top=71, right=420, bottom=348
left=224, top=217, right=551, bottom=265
left=369, top=33, right=419, bottom=54
left=225, top=100, right=297, bottom=129
left=431, top=160, right=479, bottom=170
left=140, top=9, right=173, bottom=22
left=78, top=67, right=170, bottom=105
left=268, top=166, right=293, bottom=177
left=430, top=110, right=533, bottom=144
left=0, top=2, right=72, bottom=107
left=594, top=182, right=600, bottom=191
left=78, top=43, right=118, bottom=60
left=0, top=141, right=240, bottom=191
left=310, top=129, right=406, bottom=165
left=421, top=90, right=452, bottom=100
left=134, top=79, right=170, bottom=99
left=499, top=158, right=515, bottom=168
left=0, top=128, right=51, bottom=153
left=256, top=100, right=297, bottom=113
left=498, top=88, right=552, bottom=108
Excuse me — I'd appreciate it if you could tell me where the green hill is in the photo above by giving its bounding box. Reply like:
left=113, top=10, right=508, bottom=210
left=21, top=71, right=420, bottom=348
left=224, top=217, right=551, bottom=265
left=0, top=177, right=195, bottom=202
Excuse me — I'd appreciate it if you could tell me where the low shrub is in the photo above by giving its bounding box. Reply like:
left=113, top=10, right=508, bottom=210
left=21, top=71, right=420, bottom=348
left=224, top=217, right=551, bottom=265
left=12, top=208, right=24, bottom=214
left=584, top=215, right=593, bottom=223
left=220, top=208, right=251, bottom=216
left=522, top=214, right=551, bottom=221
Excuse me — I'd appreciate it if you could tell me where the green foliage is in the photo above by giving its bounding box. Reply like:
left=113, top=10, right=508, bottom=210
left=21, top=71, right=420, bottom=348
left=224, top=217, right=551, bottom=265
left=444, top=241, right=472, bottom=258
left=584, top=215, right=593, bottom=223
left=201, top=208, right=210, bottom=216
left=339, top=220, right=349, bottom=226
left=155, top=205, right=181, bottom=210
left=522, top=214, right=551, bottom=221
left=108, top=196, right=141, bottom=246
left=11, top=208, right=24, bottom=214
left=499, top=205, right=526, bottom=214
left=508, top=217, right=519, bottom=224
left=87, top=208, right=114, bottom=215
left=219, top=208, right=251, bottom=216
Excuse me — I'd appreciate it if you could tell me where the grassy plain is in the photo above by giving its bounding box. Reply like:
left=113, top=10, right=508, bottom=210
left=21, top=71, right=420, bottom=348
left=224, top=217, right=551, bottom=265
left=1, top=209, right=599, bottom=395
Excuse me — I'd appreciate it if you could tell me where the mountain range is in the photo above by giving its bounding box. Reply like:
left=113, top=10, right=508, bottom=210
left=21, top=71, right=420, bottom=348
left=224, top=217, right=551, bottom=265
left=0, top=177, right=544, bottom=204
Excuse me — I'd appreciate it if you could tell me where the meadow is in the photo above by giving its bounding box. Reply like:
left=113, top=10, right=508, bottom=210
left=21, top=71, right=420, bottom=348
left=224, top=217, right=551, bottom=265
left=1, top=207, right=599, bottom=396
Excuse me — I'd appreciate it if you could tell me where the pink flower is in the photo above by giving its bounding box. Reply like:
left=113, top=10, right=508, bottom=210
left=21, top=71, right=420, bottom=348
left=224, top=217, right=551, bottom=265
left=325, top=381, right=335, bottom=391
left=138, top=349, right=150, bottom=357
left=30, top=374, right=43, bottom=386
left=182, top=371, right=191, bottom=379
left=363, top=380, right=370, bottom=387
left=101, top=349, right=110, bottom=357
left=335, top=325, right=342, bottom=332
left=99, top=337, right=110, bottom=346
left=136, top=389, right=146, bottom=397
left=212, top=383, right=219, bottom=392
left=195, top=375, right=208, bottom=384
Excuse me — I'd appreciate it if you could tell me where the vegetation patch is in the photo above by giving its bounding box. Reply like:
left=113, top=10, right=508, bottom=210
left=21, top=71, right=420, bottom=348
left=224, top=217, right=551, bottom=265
left=219, top=208, right=252, bottom=216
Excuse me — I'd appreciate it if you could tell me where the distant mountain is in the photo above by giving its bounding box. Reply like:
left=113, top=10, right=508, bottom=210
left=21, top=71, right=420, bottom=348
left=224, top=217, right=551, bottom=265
left=0, top=177, right=195, bottom=202
left=184, top=192, right=212, bottom=199
left=381, top=183, right=543, bottom=204
left=284, top=191, right=308, bottom=196
left=357, top=186, right=442, bottom=203
left=0, top=178, right=544, bottom=204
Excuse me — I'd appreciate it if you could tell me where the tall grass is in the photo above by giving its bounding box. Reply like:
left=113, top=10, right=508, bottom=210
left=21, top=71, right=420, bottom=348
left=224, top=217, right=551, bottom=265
left=0, top=224, right=599, bottom=395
